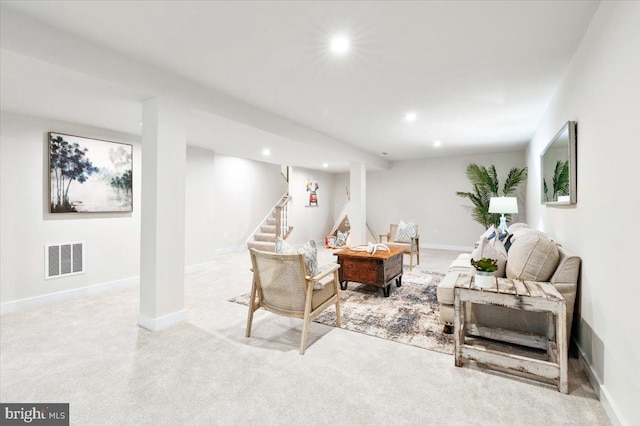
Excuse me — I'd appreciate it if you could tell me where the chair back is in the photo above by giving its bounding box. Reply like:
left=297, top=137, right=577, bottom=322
left=390, top=224, right=399, bottom=240
left=250, top=249, right=308, bottom=312
left=389, top=224, right=419, bottom=243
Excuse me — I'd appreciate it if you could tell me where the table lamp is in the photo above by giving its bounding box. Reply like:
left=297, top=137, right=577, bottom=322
left=489, top=197, right=518, bottom=233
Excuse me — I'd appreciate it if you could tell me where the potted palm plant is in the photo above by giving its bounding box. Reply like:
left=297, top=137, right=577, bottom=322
left=456, top=164, right=527, bottom=228
left=470, top=257, right=498, bottom=288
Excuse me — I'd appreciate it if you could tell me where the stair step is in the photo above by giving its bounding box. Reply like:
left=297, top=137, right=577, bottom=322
left=247, top=241, right=275, bottom=252
left=266, top=218, right=277, bottom=226
left=254, top=233, right=276, bottom=242
left=261, top=225, right=276, bottom=233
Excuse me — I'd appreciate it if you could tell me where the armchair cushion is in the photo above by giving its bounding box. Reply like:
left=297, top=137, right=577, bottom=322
left=312, top=279, right=338, bottom=309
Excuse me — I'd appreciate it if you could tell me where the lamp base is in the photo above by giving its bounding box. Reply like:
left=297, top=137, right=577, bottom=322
left=498, top=214, right=508, bottom=234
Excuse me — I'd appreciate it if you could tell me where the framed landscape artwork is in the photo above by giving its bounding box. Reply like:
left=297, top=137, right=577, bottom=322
left=49, top=132, right=133, bottom=213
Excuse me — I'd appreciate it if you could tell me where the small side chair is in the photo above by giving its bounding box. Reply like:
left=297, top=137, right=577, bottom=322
left=379, top=224, right=420, bottom=270
left=246, top=248, right=341, bottom=355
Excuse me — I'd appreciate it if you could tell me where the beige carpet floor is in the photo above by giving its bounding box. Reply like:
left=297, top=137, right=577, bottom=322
left=0, top=248, right=611, bottom=425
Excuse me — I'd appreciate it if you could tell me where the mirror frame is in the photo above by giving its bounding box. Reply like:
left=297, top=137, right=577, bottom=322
left=540, top=121, right=577, bottom=205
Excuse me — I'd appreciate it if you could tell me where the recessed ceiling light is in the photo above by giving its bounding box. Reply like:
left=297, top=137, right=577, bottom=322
left=322, top=163, right=329, bottom=168
left=330, top=35, right=350, bottom=55
left=262, top=148, right=271, bottom=156
left=381, top=152, right=388, bottom=155
left=139, top=121, right=143, bottom=126
left=433, top=140, right=442, bottom=148
left=405, top=112, right=417, bottom=122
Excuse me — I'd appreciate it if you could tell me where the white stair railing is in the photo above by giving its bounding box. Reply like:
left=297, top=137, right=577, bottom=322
left=275, top=194, right=292, bottom=239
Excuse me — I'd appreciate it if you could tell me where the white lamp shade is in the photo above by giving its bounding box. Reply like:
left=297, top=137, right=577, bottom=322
left=489, top=197, right=518, bottom=214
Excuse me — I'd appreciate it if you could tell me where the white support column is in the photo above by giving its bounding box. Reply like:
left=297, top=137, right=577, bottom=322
left=138, top=97, right=187, bottom=331
left=349, top=162, right=367, bottom=245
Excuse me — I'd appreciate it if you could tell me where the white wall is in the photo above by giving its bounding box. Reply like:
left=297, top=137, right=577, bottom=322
left=1, top=113, right=289, bottom=307
left=0, top=113, right=141, bottom=304
left=286, top=167, right=335, bottom=245
left=333, top=151, right=526, bottom=249
left=525, top=3, right=640, bottom=425
left=185, top=148, right=286, bottom=265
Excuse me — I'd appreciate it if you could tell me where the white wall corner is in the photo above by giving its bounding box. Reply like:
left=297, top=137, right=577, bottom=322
left=137, top=310, right=187, bottom=332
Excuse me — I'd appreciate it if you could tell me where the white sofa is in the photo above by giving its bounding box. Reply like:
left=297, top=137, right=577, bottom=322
left=437, top=224, right=581, bottom=343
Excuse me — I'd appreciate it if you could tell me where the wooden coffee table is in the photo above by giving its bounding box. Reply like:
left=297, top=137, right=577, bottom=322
left=333, top=247, right=404, bottom=297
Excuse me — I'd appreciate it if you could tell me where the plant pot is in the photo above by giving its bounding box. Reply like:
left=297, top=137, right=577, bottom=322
left=474, top=270, right=496, bottom=289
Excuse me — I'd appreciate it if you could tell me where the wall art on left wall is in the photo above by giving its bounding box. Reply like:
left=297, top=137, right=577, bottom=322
left=49, top=132, right=133, bottom=213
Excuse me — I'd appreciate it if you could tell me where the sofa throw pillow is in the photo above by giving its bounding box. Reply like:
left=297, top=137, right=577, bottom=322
left=481, top=225, right=496, bottom=240
left=274, top=237, right=319, bottom=278
left=487, top=231, right=508, bottom=242
left=506, top=233, right=560, bottom=281
left=336, top=231, right=348, bottom=247
left=471, top=236, right=507, bottom=277
left=395, top=220, right=417, bottom=243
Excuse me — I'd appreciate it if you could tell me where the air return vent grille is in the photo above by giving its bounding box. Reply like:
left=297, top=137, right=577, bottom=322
left=45, top=241, right=84, bottom=279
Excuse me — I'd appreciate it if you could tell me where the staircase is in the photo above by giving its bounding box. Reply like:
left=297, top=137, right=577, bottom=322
left=247, top=193, right=293, bottom=252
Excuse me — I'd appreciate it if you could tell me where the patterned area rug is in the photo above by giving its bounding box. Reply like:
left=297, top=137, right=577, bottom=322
left=228, top=265, right=454, bottom=354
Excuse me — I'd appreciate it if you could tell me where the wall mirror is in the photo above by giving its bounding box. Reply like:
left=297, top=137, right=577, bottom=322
left=541, top=121, right=577, bottom=205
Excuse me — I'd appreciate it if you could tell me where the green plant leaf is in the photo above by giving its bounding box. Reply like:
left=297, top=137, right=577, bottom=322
left=552, top=160, right=569, bottom=198
left=503, top=167, right=528, bottom=195
left=457, top=163, right=527, bottom=229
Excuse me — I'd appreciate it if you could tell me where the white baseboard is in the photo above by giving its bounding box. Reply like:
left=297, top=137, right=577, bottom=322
left=137, top=310, right=186, bottom=332
left=2, top=247, right=251, bottom=314
left=575, top=340, right=627, bottom=426
left=0, top=276, right=138, bottom=315
left=421, top=243, right=474, bottom=252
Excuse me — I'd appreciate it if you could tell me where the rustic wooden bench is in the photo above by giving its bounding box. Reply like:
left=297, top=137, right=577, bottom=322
left=454, top=274, right=568, bottom=393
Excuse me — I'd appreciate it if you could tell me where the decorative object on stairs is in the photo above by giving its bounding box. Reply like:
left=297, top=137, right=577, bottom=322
left=230, top=265, right=454, bottom=354
left=488, top=197, right=518, bottom=234
left=456, top=164, right=527, bottom=228
left=470, top=257, right=498, bottom=288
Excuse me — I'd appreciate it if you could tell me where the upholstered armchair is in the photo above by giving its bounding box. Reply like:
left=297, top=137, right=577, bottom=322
left=246, top=248, right=341, bottom=355
left=379, top=223, right=420, bottom=270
